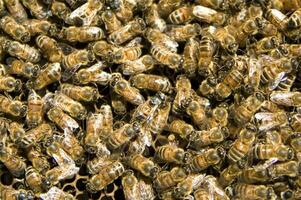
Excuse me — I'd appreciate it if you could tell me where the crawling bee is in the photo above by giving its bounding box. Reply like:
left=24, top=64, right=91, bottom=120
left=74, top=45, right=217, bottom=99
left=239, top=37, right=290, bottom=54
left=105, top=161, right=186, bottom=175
left=270, top=91, right=301, bottom=107
left=192, top=5, right=228, bottom=25
left=167, top=23, right=201, bottom=42
left=26, top=146, right=50, bottom=174
left=22, top=19, right=58, bottom=36
left=254, top=144, right=294, bottom=161
left=255, top=112, right=288, bottom=132
left=26, top=90, right=44, bottom=128
left=35, top=35, right=63, bottom=63
left=0, top=186, right=35, bottom=200
left=0, top=145, right=26, bottom=177
left=290, top=113, right=301, bottom=132
left=147, top=101, right=171, bottom=134
left=110, top=46, right=142, bottom=64
left=121, top=55, right=155, bottom=75
left=167, top=119, right=194, bottom=140
left=207, top=104, right=229, bottom=128
left=155, top=145, right=190, bottom=165
left=0, top=16, right=30, bottom=42
left=87, top=156, right=114, bottom=175
left=90, top=40, right=116, bottom=59
left=168, top=5, right=193, bottom=24
left=0, top=94, right=27, bottom=117
left=25, top=166, right=45, bottom=193
left=145, top=4, right=167, bottom=32
left=249, top=36, right=280, bottom=55
left=184, top=99, right=207, bottom=129
left=40, top=186, right=73, bottom=200
left=219, top=161, right=246, bottom=188
left=266, top=8, right=288, bottom=31
left=6, top=57, right=40, bottom=78
left=87, top=161, right=124, bottom=193
left=198, top=76, right=217, bottom=99
left=172, top=75, right=192, bottom=115
left=47, top=108, right=79, bottom=132
left=60, top=26, right=104, bottom=43
left=110, top=73, right=145, bottom=105
left=109, top=18, right=145, bottom=45
left=113, top=0, right=135, bottom=23
left=45, top=164, right=79, bottom=186
left=126, top=154, right=159, bottom=178
left=268, top=160, right=299, bottom=178
left=51, top=1, right=72, bottom=24
left=151, top=45, right=183, bottom=69
left=8, top=121, right=24, bottom=144
left=102, top=9, right=122, bottom=34
left=145, top=28, right=178, bottom=52
left=0, top=76, right=22, bottom=92
left=4, top=0, right=28, bottom=22
left=21, top=0, right=51, bottom=19
left=59, top=83, right=100, bottom=102
left=183, top=38, right=199, bottom=77
left=154, top=167, right=187, bottom=192
left=111, top=91, right=127, bottom=115
left=4, top=40, right=41, bottom=63
left=231, top=183, right=275, bottom=200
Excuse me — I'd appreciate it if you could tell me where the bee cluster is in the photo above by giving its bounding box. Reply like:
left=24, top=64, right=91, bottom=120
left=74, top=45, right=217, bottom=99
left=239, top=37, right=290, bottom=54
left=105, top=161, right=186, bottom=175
left=1, top=0, right=301, bottom=199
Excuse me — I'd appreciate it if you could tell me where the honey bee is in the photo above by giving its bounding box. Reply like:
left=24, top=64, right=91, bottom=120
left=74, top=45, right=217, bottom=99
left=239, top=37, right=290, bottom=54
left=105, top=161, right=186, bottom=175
left=167, top=23, right=201, bottom=42
left=0, top=94, right=27, bottom=117
left=62, top=49, right=95, bottom=80
left=90, top=40, right=116, bottom=59
left=26, top=146, right=50, bottom=174
left=74, top=62, right=112, bottom=85
left=0, top=76, right=22, bottom=92
left=121, top=55, right=155, bottom=75
left=126, top=154, right=159, bottom=178
left=21, top=0, right=51, bottom=19
left=173, top=174, right=206, bottom=199
left=0, top=146, right=26, bottom=177
left=190, top=127, right=228, bottom=150
left=40, top=186, right=73, bottom=200
left=167, top=119, right=194, bottom=140
left=27, top=63, right=61, bottom=91
left=193, top=5, right=227, bottom=25
left=198, top=36, right=217, bottom=77
left=231, top=92, right=265, bottom=125
left=168, top=5, right=193, bottom=24
left=145, top=28, right=178, bottom=52
left=108, top=18, right=145, bottom=45
left=47, top=92, right=87, bottom=120
left=172, top=75, right=192, bottom=114
left=8, top=121, right=25, bottom=144
left=47, top=108, right=79, bottom=132
left=87, top=156, right=114, bottom=175
left=44, top=139, right=74, bottom=166
left=154, top=167, right=187, bottom=192
left=86, top=161, right=124, bottom=193
left=207, top=104, right=229, bottom=128
left=270, top=91, right=301, bottom=107
left=60, top=26, right=104, bottom=43
left=151, top=45, right=183, bottom=69
left=59, top=83, right=100, bottom=102
left=249, top=37, right=280, bottom=55
left=4, top=0, right=28, bottom=23
left=155, top=145, right=190, bottom=164
left=182, top=38, right=199, bottom=77
left=255, top=112, right=288, bottom=131
left=147, top=101, right=171, bottom=134
left=266, top=8, right=288, bottom=31
left=25, top=166, right=45, bottom=193
left=6, top=57, right=40, bottom=78
left=35, top=35, right=62, bottom=63
left=198, top=76, right=217, bottom=99
left=0, top=186, right=35, bottom=200
left=232, top=183, right=274, bottom=200
left=145, top=4, right=167, bottom=32
left=102, top=9, right=122, bottom=34
left=110, top=46, right=142, bottom=64
left=0, top=16, right=30, bottom=42
left=254, top=144, right=294, bottom=161
left=19, top=123, right=53, bottom=148
left=113, top=0, right=135, bottom=23
left=106, top=122, right=141, bottom=150
left=219, top=161, right=246, bottom=188
left=51, top=1, right=72, bottom=24
left=45, top=164, right=79, bottom=186
left=184, top=99, right=206, bottom=129
left=227, top=124, right=256, bottom=164
left=110, top=73, right=145, bottom=105
left=157, top=0, right=182, bottom=18
left=111, top=91, right=127, bottom=115
left=22, top=19, right=58, bottom=37
left=268, top=160, right=299, bottom=178
left=275, top=73, right=296, bottom=91
left=4, top=40, right=41, bottom=63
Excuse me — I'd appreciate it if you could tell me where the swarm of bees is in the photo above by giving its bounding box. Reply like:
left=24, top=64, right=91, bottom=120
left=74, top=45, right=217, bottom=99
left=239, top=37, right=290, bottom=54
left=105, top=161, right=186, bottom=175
left=2, top=0, right=301, bottom=199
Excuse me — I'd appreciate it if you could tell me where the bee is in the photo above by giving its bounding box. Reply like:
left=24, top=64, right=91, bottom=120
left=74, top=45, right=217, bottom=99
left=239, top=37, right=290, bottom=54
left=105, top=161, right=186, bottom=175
left=40, top=186, right=74, bottom=200
left=111, top=91, right=127, bottom=115
left=198, top=76, right=217, bottom=99
left=21, top=0, right=51, bottom=19
left=168, top=5, right=193, bottom=24
left=151, top=45, right=183, bottom=69
left=270, top=91, right=301, bottom=107
left=106, top=122, right=141, bottom=150
left=27, top=63, right=61, bottom=90
left=249, top=37, right=280, bottom=55
left=147, top=101, right=171, bottom=134
left=155, top=145, right=190, bottom=164
left=45, top=164, right=79, bottom=186
left=87, top=156, right=114, bottom=175
left=26, top=146, right=50, bottom=174
left=110, top=73, right=145, bottom=105
left=102, top=9, right=122, bottom=34
left=8, top=121, right=25, bottom=144
left=6, top=57, right=40, bottom=78
left=4, top=0, right=28, bottom=23
left=193, top=5, right=227, bottom=25
left=173, top=174, right=206, bottom=199
left=157, top=0, right=182, bottom=18
left=276, top=73, right=296, bottom=91
left=121, top=55, right=155, bottom=75
left=87, top=161, right=125, bottom=193
left=266, top=9, right=288, bottom=31
left=47, top=92, right=87, bottom=120
left=0, top=94, right=27, bottom=117
left=239, top=162, right=271, bottom=184
left=22, top=19, right=57, bottom=37
left=254, top=144, right=294, bottom=161
left=0, top=76, right=22, bottom=92
left=231, top=92, right=265, bottom=125
left=190, top=127, right=228, bottom=150
left=268, top=160, right=299, bottom=178
left=59, top=83, right=100, bottom=102
left=184, top=99, right=206, bottom=129
left=126, top=154, right=159, bottom=178
left=167, top=119, right=194, bottom=140
left=4, top=40, right=41, bottom=63
left=112, top=0, right=135, bottom=23
left=0, top=186, right=35, bottom=200
left=47, top=108, right=79, bottom=132
left=219, top=161, right=246, bottom=188
left=35, top=35, right=63, bottom=63
left=50, top=1, right=72, bottom=23
left=25, top=166, right=45, bottom=193
left=0, top=146, right=26, bottom=177
left=207, top=104, right=229, bottom=128
left=20, top=123, right=53, bottom=148
left=144, top=28, right=178, bottom=52
left=172, top=75, right=192, bottom=114
left=290, top=113, right=301, bottom=132
left=154, top=167, right=187, bottom=192
left=0, top=16, right=30, bottom=42
left=110, top=46, right=142, bottom=64
left=90, top=40, right=116, bottom=59
left=145, top=4, right=167, bottom=32
left=62, top=49, right=95, bottom=80
left=108, top=18, right=145, bottom=45
left=227, top=124, right=256, bottom=164
left=45, top=139, right=74, bottom=166
left=188, top=148, right=225, bottom=172
left=255, top=112, right=288, bottom=131
left=167, top=23, right=201, bottom=42
left=182, top=38, right=199, bottom=77
left=232, top=183, right=274, bottom=200
left=60, top=26, right=104, bottom=43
